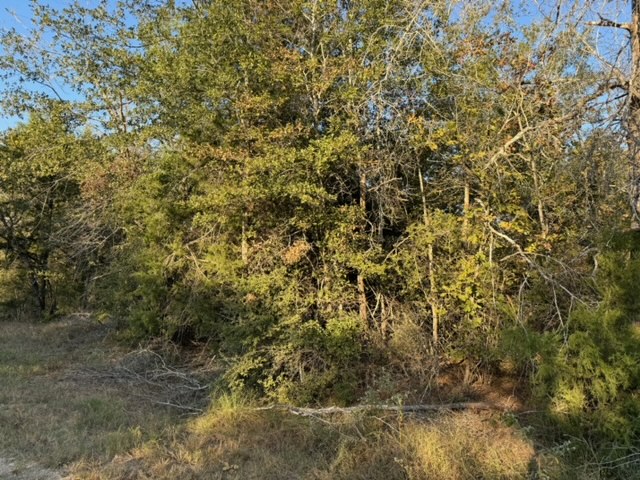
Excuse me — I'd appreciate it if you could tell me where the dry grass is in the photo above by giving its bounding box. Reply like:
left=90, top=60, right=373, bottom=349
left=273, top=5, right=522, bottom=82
left=71, top=396, right=403, bottom=479
left=0, top=316, right=182, bottom=473
left=0, top=315, right=564, bottom=480
left=69, top=395, right=538, bottom=480
left=401, top=412, right=535, bottom=479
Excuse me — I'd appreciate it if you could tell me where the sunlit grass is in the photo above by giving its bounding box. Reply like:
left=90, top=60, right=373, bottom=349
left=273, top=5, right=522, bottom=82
left=2, top=316, right=626, bottom=479
left=401, top=412, right=535, bottom=480
left=0, top=317, right=181, bottom=470
left=72, top=394, right=539, bottom=479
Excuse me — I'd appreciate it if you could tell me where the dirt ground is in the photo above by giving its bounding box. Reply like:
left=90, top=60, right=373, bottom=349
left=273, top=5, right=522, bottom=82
left=0, top=457, right=61, bottom=480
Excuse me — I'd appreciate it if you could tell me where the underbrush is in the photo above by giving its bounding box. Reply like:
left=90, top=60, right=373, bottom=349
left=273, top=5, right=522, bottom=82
left=71, top=393, right=536, bottom=480
left=2, top=315, right=639, bottom=479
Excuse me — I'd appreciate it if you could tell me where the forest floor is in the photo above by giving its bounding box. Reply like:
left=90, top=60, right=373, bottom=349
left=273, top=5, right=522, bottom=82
left=0, top=315, right=607, bottom=479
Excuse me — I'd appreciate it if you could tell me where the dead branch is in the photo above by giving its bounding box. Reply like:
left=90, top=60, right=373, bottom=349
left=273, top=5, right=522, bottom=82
left=486, top=222, right=587, bottom=309
left=255, top=402, right=506, bottom=417
left=587, top=15, right=633, bottom=32
left=69, top=348, right=215, bottom=413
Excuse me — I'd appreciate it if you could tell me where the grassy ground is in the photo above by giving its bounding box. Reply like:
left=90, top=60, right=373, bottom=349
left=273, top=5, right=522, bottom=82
left=0, top=316, right=633, bottom=479
left=0, top=317, right=181, bottom=476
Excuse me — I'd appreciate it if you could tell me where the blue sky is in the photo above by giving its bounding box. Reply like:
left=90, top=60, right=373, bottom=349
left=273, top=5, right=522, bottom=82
left=0, top=2, right=38, bottom=31
left=0, top=1, right=78, bottom=129
left=0, top=2, right=36, bottom=130
left=0, top=1, right=116, bottom=130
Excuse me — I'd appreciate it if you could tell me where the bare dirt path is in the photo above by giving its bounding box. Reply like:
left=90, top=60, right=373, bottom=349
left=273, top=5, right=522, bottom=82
left=0, top=456, right=61, bottom=480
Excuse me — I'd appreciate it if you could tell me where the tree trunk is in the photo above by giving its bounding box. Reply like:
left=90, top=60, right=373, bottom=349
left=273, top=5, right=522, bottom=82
left=31, top=273, right=46, bottom=312
left=357, top=170, right=368, bottom=328
left=530, top=156, right=549, bottom=236
left=419, top=168, right=439, bottom=344
left=27, top=249, right=56, bottom=317
left=31, top=272, right=55, bottom=316
left=241, top=213, right=249, bottom=265
left=630, top=0, right=640, bottom=228
left=428, top=243, right=438, bottom=344
left=463, top=180, right=471, bottom=237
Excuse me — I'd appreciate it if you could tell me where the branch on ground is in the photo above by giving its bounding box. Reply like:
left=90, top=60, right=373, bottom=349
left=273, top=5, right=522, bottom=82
left=256, top=402, right=508, bottom=417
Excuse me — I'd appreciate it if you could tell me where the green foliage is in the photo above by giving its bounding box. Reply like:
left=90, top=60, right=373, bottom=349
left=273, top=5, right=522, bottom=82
left=0, top=105, right=92, bottom=316
left=499, top=233, right=640, bottom=447
left=0, top=0, right=634, bottom=419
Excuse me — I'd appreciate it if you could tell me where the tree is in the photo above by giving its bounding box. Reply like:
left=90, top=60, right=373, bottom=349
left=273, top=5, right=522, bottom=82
left=584, top=1, right=640, bottom=227
left=0, top=105, right=84, bottom=315
left=0, top=0, right=630, bottom=408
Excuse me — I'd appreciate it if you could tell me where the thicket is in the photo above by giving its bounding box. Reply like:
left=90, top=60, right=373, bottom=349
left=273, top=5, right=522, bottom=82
left=0, top=0, right=638, bottom=460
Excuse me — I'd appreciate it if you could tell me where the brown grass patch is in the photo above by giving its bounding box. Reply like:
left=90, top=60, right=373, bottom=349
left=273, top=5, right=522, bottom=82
left=401, top=411, right=535, bottom=480
left=71, top=396, right=536, bottom=480
left=1, top=316, right=540, bottom=480
left=0, top=316, right=183, bottom=473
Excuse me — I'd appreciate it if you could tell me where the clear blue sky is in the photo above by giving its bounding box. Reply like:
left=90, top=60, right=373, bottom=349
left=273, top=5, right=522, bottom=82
left=0, top=1, right=116, bottom=130
left=0, top=1, right=78, bottom=129
left=0, top=2, right=37, bottom=130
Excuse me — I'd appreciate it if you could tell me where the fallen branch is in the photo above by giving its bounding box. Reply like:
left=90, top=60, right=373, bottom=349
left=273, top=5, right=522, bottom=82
left=69, top=348, right=214, bottom=414
left=256, top=402, right=506, bottom=416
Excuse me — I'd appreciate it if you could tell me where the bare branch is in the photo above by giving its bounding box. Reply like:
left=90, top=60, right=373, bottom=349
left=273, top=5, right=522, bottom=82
left=587, top=15, right=633, bottom=32
left=255, top=402, right=508, bottom=417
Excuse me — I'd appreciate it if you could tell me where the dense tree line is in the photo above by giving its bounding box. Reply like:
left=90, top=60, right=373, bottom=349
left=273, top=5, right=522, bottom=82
left=0, top=0, right=639, bottom=448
